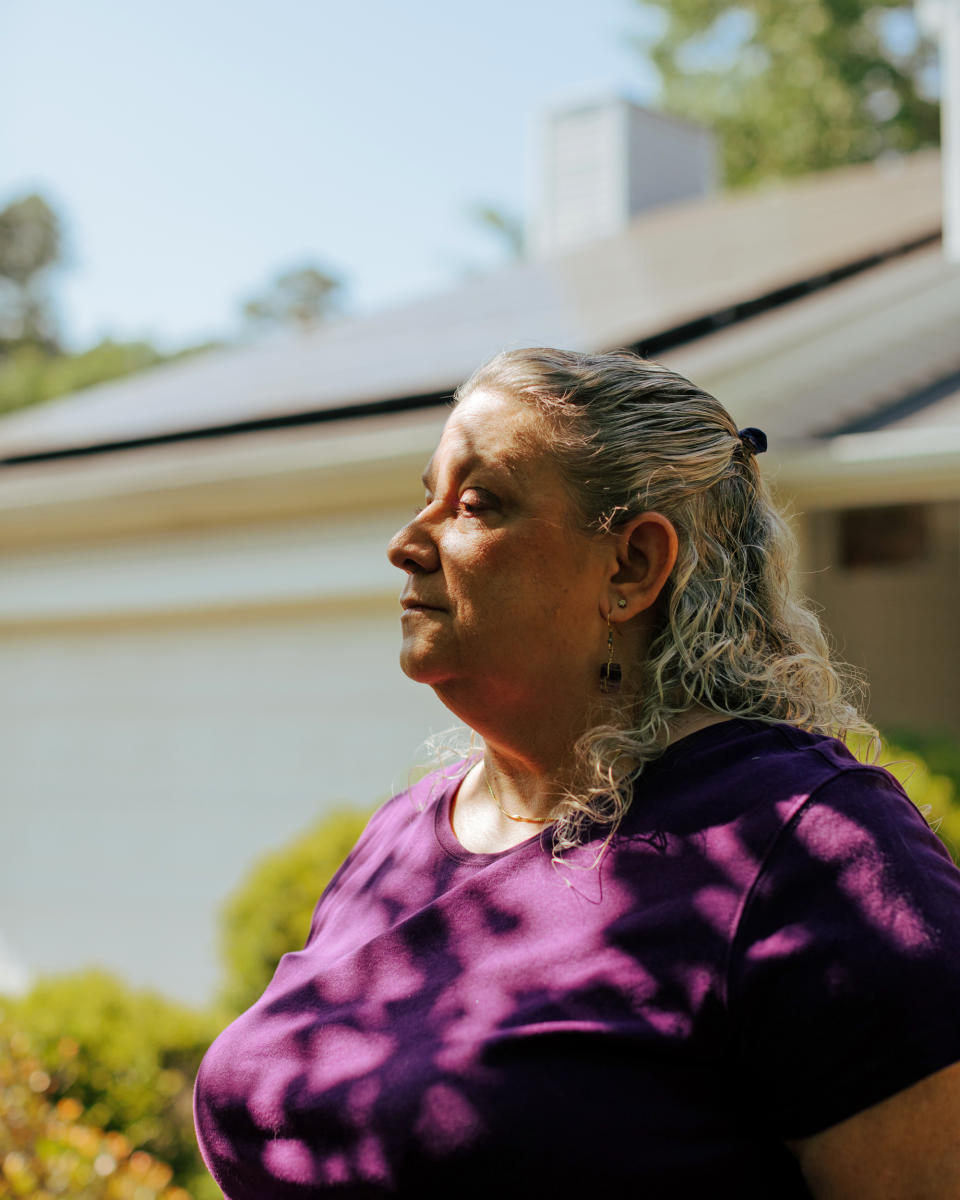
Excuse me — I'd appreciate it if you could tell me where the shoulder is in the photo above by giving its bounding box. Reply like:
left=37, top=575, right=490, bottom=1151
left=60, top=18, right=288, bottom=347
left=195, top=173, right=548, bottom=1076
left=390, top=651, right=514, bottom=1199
left=673, top=721, right=960, bottom=968
left=710, top=727, right=960, bottom=1139
left=745, top=752, right=960, bottom=963
left=722, top=722, right=958, bottom=905
left=301, top=761, right=472, bottom=949
left=714, top=720, right=959, bottom=914
left=625, top=717, right=957, bottom=947
left=334, top=760, right=471, bottom=865
left=374, top=760, right=471, bottom=827
left=630, top=718, right=915, bottom=849
left=684, top=717, right=878, bottom=800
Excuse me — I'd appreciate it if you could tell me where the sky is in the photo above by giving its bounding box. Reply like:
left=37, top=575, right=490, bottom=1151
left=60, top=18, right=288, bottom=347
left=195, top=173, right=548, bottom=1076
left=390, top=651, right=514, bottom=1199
left=4, top=0, right=662, bottom=352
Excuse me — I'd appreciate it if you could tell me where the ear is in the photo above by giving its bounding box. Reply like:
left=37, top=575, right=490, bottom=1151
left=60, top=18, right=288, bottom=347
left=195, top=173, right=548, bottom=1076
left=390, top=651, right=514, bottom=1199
left=606, top=512, right=678, bottom=618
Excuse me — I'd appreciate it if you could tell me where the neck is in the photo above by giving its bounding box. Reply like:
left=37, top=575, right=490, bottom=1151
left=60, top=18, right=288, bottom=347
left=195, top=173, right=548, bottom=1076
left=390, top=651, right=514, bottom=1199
left=665, top=706, right=732, bottom=746
left=460, top=701, right=731, bottom=825
left=482, top=755, right=556, bottom=824
left=435, top=676, right=594, bottom=820
left=447, top=698, right=731, bottom=854
left=479, top=744, right=567, bottom=824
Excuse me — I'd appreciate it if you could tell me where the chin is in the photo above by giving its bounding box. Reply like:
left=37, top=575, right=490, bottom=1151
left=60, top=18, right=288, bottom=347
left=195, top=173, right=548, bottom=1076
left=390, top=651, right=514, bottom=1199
left=398, top=644, right=445, bottom=685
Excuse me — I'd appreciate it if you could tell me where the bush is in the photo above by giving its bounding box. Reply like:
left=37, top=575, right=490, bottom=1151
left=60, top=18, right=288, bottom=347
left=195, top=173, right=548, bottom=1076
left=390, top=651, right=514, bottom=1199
left=4, top=972, right=221, bottom=1200
left=217, top=807, right=372, bottom=1016
left=883, top=731, right=960, bottom=863
left=3, top=807, right=375, bottom=1196
left=0, top=1008, right=191, bottom=1199
left=885, top=728, right=960, bottom=795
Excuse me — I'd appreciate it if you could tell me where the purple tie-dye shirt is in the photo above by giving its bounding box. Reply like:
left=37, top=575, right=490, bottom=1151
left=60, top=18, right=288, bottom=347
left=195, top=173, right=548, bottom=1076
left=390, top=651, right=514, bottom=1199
left=194, top=720, right=960, bottom=1198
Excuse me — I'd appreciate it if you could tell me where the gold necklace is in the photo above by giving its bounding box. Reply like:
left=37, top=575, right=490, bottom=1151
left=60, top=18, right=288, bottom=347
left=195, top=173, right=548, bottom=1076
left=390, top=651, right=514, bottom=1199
left=483, top=760, right=557, bottom=825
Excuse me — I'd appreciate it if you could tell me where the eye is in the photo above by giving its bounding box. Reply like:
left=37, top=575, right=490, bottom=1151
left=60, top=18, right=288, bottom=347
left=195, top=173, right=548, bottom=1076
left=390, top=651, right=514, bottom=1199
left=457, top=487, right=495, bottom=516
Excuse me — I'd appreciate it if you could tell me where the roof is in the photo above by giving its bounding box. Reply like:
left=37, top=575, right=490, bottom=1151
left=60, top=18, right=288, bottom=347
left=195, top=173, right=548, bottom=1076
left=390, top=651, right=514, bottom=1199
left=667, top=242, right=960, bottom=441
left=0, top=150, right=943, bottom=461
left=2, top=233, right=956, bottom=545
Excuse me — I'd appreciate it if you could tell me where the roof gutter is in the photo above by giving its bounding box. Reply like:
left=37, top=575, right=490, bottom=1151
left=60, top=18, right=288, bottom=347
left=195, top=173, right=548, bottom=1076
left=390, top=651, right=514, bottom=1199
left=773, top=425, right=960, bottom=509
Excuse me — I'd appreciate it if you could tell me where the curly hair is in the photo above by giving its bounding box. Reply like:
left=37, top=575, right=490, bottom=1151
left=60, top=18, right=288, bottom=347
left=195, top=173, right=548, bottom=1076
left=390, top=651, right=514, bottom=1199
left=455, top=346, right=876, bottom=856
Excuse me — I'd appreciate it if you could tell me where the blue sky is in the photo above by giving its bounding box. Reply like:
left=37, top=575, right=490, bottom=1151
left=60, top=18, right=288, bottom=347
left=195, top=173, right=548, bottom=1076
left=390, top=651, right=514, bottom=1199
left=5, top=0, right=662, bottom=351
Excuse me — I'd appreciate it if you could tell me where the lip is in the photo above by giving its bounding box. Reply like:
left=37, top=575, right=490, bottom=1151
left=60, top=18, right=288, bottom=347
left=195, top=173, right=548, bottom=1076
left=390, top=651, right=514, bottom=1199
left=400, top=598, right=446, bottom=613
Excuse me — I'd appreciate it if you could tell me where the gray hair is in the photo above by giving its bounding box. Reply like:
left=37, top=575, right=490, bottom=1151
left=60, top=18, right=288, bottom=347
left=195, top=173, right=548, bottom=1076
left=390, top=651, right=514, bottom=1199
left=456, top=346, right=875, bottom=856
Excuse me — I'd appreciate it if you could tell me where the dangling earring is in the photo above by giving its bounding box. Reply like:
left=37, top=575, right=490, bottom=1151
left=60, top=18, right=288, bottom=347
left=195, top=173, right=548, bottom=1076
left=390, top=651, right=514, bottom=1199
left=599, top=613, right=622, bottom=694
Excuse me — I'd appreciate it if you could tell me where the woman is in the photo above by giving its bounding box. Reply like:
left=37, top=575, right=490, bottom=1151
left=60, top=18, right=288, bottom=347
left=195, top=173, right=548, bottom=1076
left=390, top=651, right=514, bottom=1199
left=194, top=348, right=960, bottom=1197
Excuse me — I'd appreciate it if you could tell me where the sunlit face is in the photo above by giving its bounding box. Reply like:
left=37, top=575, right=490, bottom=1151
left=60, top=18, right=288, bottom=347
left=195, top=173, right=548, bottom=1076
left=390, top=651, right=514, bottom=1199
left=386, top=390, right=614, bottom=714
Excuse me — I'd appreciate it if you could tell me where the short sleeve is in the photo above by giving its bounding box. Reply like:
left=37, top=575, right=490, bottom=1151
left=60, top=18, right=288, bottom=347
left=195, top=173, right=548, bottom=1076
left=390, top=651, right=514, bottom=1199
left=728, top=766, right=960, bottom=1139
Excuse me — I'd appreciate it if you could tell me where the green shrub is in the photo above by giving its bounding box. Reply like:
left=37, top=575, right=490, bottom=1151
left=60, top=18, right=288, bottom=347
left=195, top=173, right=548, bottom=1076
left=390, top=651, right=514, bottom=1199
left=884, top=728, right=960, bottom=795
left=217, top=807, right=372, bottom=1017
left=3, top=807, right=374, bottom=1196
left=5, top=972, right=221, bottom=1200
left=0, top=1008, right=192, bottom=1199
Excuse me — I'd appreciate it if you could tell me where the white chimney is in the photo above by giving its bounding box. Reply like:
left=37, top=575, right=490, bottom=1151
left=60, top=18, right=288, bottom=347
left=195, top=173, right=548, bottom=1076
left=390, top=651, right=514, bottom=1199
left=917, top=0, right=960, bottom=261
left=527, top=94, right=718, bottom=260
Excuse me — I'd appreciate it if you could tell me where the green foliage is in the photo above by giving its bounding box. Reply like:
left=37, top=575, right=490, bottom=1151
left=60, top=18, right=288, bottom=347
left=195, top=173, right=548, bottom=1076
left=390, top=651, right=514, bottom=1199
left=5, top=972, right=221, bottom=1200
left=849, top=730, right=960, bottom=862
left=242, top=263, right=344, bottom=330
left=0, top=338, right=219, bottom=420
left=881, top=728, right=960, bottom=861
left=638, top=0, right=941, bottom=186
left=218, top=807, right=371, bottom=1016
left=1, top=809, right=373, bottom=1195
left=885, top=727, right=960, bottom=792
left=0, top=193, right=63, bottom=349
left=0, top=1006, right=198, bottom=1199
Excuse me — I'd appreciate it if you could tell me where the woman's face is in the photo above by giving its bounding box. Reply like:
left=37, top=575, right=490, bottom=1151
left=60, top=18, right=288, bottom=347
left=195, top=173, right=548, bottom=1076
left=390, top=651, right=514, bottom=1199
left=387, top=389, right=615, bottom=720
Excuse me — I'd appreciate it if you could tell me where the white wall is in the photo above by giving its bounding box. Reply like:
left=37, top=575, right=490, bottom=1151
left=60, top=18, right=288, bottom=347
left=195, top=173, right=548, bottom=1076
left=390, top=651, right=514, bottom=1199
left=0, top=478, right=459, bottom=1006
left=2, top=604, right=455, bottom=1005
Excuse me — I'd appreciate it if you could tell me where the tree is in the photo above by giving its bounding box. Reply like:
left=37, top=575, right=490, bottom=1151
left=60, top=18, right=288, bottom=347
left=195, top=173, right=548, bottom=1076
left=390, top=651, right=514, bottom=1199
left=0, top=193, right=223, bottom=420
left=0, top=193, right=63, bottom=350
left=242, top=263, right=344, bottom=331
left=218, top=807, right=372, bottom=1016
left=637, top=0, right=941, bottom=186
left=0, top=337, right=221, bottom=420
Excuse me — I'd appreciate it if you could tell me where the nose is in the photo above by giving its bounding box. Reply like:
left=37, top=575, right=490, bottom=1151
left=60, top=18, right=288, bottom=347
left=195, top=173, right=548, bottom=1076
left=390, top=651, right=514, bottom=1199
left=387, top=509, right=440, bottom=575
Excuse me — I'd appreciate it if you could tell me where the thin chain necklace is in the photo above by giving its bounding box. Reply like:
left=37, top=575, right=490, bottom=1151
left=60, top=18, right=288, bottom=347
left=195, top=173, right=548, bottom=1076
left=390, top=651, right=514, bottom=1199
left=483, top=759, right=557, bottom=825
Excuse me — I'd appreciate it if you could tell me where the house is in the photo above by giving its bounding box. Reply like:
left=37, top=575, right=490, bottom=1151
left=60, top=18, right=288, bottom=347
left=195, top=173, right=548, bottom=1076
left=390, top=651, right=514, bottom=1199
left=1, top=140, right=956, bottom=1004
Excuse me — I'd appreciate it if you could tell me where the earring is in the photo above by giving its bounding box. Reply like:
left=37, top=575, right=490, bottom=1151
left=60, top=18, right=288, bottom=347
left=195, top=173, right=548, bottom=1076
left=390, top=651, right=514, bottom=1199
left=599, top=615, right=622, bottom=694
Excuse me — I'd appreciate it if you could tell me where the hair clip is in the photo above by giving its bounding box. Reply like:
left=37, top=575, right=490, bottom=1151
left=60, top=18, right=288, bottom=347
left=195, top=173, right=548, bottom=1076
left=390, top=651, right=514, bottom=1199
left=737, top=427, right=767, bottom=455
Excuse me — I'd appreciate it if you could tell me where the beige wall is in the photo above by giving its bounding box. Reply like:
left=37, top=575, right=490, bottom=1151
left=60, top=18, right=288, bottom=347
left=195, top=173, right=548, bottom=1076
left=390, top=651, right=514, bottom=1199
left=803, top=501, right=960, bottom=734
